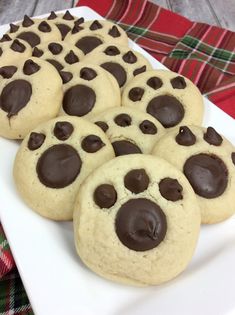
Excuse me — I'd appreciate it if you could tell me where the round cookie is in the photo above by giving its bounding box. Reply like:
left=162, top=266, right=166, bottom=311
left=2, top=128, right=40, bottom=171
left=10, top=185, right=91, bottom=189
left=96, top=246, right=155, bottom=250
left=65, top=19, right=128, bottom=55
left=32, top=41, right=84, bottom=71
left=91, top=107, right=165, bottom=156
left=6, top=15, right=61, bottom=47
left=14, top=116, right=115, bottom=220
left=73, top=154, right=200, bottom=286
left=59, top=62, right=121, bottom=119
left=83, top=44, right=152, bottom=89
left=46, top=10, right=84, bottom=40
left=0, top=57, right=63, bottom=139
left=152, top=125, right=235, bottom=224
left=122, top=70, right=204, bottom=129
left=0, top=36, right=32, bottom=66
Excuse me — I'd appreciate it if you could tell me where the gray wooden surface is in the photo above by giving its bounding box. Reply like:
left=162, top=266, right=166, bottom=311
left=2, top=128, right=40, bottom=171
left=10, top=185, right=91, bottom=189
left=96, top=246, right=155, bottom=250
left=0, top=0, right=234, bottom=31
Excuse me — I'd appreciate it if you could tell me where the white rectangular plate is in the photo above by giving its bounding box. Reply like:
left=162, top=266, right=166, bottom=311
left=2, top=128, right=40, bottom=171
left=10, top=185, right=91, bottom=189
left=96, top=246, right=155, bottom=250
left=0, top=6, right=235, bottom=315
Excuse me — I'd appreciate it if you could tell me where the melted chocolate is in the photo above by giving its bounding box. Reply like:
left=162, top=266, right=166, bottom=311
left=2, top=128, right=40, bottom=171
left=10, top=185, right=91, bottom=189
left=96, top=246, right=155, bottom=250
left=115, top=198, right=167, bottom=251
left=171, top=76, right=186, bottom=89
left=63, top=84, right=96, bottom=116
left=64, top=50, right=79, bottom=64
left=81, top=135, right=105, bottom=153
left=147, top=95, right=184, bottom=128
left=0, top=79, right=32, bottom=118
left=101, top=62, right=127, bottom=87
left=75, top=36, right=102, bottom=54
left=183, top=153, right=228, bottom=198
left=36, top=144, right=81, bottom=188
left=17, top=32, right=40, bottom=47
left=147, top=77, right=163, bottom=90
left=159, top=177, right=183, bottom=201
left=114, top=113, right=132, bottom=127
left=139, top=120, right=157, bottom=134
left=94, top=184, right=117, bottom=208
left=80, top=67, right=97, bottom=80
left=128, top=87, right=144, bottom=101
left=28, top=132, right=45, bottom=150
left=0, top=66, right=17, bottom=79
left=108, top=25, right=121, bottom=37
left=95, top=121, right=109, bottom=132
left=54, top=121, right=74, bottom=140
left=124, top=169, right=149, bottom=194
left=48, top=42, right=63, bottom=55
left=133, top=65, right=146, bottom=76
left=112, top=140, right=142, bottom=156
left=203, top=127, right=223, bottom=146
left=175, top=126, right=196, bottom=146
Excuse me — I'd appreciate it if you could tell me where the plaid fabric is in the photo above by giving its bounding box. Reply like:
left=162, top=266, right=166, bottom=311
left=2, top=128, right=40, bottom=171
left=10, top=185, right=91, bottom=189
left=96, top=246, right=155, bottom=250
left=1, top=0, right=235, bottom=313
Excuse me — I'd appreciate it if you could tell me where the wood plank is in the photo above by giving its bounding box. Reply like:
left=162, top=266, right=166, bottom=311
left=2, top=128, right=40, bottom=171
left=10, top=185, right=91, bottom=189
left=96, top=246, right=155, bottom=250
left=33, top=0, right=73, bottom=17
left=0, top=0, right=37, bottom=24
left=207, top=0, right=235, bottom=31
left=150, top=0, right=169, bottom=10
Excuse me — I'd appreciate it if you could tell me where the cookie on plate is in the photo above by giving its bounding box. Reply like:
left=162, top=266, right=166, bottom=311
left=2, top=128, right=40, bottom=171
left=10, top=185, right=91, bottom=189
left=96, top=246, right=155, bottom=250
left=32, top=41, right=84, bottom=71
left=59, top=62, right=121, bottom=118
left=91, top=107, right=165, bottom=156
left=83, top=44, right=152, bottom=89
left=46, top=10, right=83, bottom=40
left=0, top=37, right=32, bottom=66
left=152, top=125, right=235, bottom=224
left=6, top=15, right=61, bottom=47
left=65, top=19, right=128, bottom=55
left=73, top=154, right=200, bottom=286
left=0, top=57, right=63, bottom=139
left=14, top=116, right=115, bottom=220
left=122, top=70, right=204, bottom=128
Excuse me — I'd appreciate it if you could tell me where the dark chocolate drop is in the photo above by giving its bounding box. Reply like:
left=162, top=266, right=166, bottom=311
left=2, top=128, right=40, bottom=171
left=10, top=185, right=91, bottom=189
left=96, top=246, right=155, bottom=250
left=81, top=135, right=105, bottom=153
left=10, top=39, right=26, bottom=52
left=114, top=113, right=132, bottom=127
left=159, top=177, right=183, bottom=201
left=122, top=51, right=137, bottom=64
left=17, top=32, right=40, bottom=47
left=124, top=169, right=149, bottom=194
left=139, top=120, right=157, bottom=135
left=80, top=67, right=97, bottom=80
left=63, top=84, right=96, bottom=116
left=95, top=121, right=109, bottom=132
left=101, top=62, right=127, bottom=88
left=0, top=66, right=17, bottom=79
left=0, top=47, right=2, bottom=56
left=75, top=36, right=102, bottom=54
left=175, top=126, right=196, bottom=146
left=108, top=25, right=121, bottom=37
left=232, top=153, right=235, bottom=165
left=0, top=79, right=32, bottom=118
left=147, top=95, right=184, bottom=128
left=104, top=45, right=120, bottom=56
left=74, top=17, right=84, bottom=25
left=183, top=153, right=228, bottom=198
left=23, top=59, right=40, bottom=75
left=0, top=34, right=12, bottom=42
left=171, top=76, right=186, bottom=89
left=203, top=127, right=223, bottom=146
left=115, top=198, right=167, bottom=251
left=47, top=11, right=57, bottom=20
left=128, top=87, right=144, bottom=101
left=112, top=140, right=142, bottom=156
left=133, top=65, right=146, bottom=76
left=28, top=132, right=45, bottom=150
left=94, top=184, right=117, bottom=208
left=147, top=77, right=163, bottom=90
left=48, top=42, right=63, bottom=55
left=59, top=71, right=73, bottom=84
left=90, top=20, right=102, bottom=30
left=63, top=10, right=74, bottom=20
left=22, top=15, right=34, bottom=27
left=64, top=50, right=79, bottom=64
left=56, top=24, right=71, bottom=40
left=10, top=23, right=20, bottom=33
left=54, top=121, right=74, bottom=140
left=36, top=144, right=82, bottom=188
left=46, top=59, right=63, bottom=71
left=38, top=21, right=51, bottom=33
left=32, top=47, right=43, bottom=57
left=71, top=24, right=83, bottom=34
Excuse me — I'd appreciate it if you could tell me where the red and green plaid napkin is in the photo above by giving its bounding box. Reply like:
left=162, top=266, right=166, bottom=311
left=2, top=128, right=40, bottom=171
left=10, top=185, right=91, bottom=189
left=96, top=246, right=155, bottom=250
left=0, top=0, right=234, bottom=314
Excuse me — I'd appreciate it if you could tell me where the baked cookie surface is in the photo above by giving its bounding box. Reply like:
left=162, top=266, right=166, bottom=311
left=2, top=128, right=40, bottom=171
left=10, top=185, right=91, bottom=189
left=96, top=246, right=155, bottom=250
left=59, top=62, right=121, bottom=118
left=14, top=116, right=115, bottom=220
left=122, top=70, right=204, bottom=128
left=152, top=125, right=235, bottom=223
left=0, top=57, right=63, bottom=139
left=73, top=154, right=200, bottom=286
left=91, top=106, right=165, bottom=156
left=83, top=44, right=152, bottom=89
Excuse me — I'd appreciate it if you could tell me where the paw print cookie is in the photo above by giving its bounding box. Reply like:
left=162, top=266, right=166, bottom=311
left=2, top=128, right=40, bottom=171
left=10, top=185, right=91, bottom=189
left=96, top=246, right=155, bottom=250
left=91, top=107, right=165, bottom=156
left=59, top=62, right=121, bottom=118
left=0, top=57, right=63, bottom=139
left=73, top=154, right=200, bottom=286
left=32, top=41, right=84, bottom=71
left=152, top=125, right=235, bottom=223
left=83, top=44, right=152, bottom=89
left=13, top=116, right=115, bottom=220
left=122, top=70, right=204, bottom=128
left=46, top=10, right=83, bottom=40
left=6, top=15, right=61, bottom=47
left=0, top=36, right=32, bottom=66
left=65, top=20, right=128, bottom=55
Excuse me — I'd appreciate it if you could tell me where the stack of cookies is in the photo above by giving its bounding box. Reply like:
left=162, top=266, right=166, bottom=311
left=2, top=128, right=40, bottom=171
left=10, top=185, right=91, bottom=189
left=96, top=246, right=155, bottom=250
left=0, top=10, right=234, bottom=287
